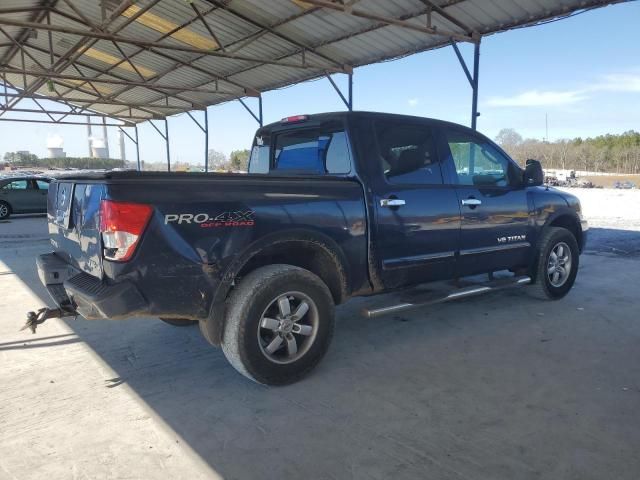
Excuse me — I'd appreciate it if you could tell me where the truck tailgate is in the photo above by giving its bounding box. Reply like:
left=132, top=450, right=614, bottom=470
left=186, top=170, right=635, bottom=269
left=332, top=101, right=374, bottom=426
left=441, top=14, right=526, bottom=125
left=48, top=181, right=104, bottom=279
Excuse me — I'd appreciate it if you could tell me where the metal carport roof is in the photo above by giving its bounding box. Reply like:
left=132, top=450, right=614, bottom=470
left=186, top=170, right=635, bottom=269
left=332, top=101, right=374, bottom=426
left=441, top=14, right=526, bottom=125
left=0, top=0, right=628, bottom=123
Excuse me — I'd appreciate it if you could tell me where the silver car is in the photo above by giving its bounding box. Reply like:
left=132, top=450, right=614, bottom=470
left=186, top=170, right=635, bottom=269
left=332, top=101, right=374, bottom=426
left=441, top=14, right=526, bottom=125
left=0, top=176, right=51, bottom=220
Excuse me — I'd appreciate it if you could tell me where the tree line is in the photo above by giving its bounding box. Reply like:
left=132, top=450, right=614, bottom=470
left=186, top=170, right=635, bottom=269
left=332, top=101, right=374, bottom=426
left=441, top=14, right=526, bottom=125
left=494, top=129, right=640, bottom=174
left=2, top=148, right=252, bottom=172
left=3, top=151, right=125, bottom=170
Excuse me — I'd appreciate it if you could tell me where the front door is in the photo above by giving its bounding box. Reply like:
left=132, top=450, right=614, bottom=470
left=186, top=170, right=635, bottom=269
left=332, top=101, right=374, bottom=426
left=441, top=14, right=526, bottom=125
left=372, top=119, right=461, bottom=289
left=440, top=126, right=533, bottom=276
left=0, top=179, right=34, bottom=213
left=32, top=179, right=50, bottom=211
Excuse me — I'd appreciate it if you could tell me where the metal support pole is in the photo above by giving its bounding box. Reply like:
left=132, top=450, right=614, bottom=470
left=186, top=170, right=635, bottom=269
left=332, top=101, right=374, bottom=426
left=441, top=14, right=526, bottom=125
left=119, top=129, right=126, bottom=162
left=2, top=75, right=6, bottom=107
left=164, top=118, right=171, bottom=172
left=204, top=107, right=209, bottom=172
left=348, top=73, right=353, bottom=111
left=238, top=97, right=262, bottom=125
left=102, top=116, right=110, bottom=158
left=86, top=116, right=92, bottom=157
left=326, top=74, right=350, bottom=110
left=135, top=125, right=140, bottom=171
left=471, top=39, right=481, bottom=130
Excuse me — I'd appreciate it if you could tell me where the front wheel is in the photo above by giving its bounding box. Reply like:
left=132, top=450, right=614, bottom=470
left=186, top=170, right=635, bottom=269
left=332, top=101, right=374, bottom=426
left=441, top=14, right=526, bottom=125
left=221, top=264, right=335, bottom=385
left=531, top=227, right=579, bottom=300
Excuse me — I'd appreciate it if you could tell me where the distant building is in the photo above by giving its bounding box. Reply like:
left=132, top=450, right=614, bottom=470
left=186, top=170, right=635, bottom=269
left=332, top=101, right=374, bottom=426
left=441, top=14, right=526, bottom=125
left=48, top=147, right=66, bottom=158
left=91, top=146, right=108, bottom=159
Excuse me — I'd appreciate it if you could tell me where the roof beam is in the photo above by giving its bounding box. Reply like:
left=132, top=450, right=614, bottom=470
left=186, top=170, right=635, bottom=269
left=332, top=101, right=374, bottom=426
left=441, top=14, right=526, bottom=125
left=49, top=2, right=255, bottom=98
left=416, top=0, right=476, bottom=35
left=190, top=2, right=226, bottom=52
left=0, top=77, right=136, bottom=119
left=205, top=0, right=348, bottom=70
left=0, top=0, right=127, bottom=116
left=0, top=7, right=47, bottom=15
left=11, top=0, right=165, bottom=110
left=0, top=67, right=240, bottom=95
left=293, top=0, right=475, bottom=42
left=17, top=41, right=213, bottom=109
left=0, top=17, right=348, bottom=72
left=0, top=91, right=193, bottom=110
left=0, top=117, right=129, bottom=126
left=0, top=0, right=56, bottom=67
left=0, top=106, right=150, bottom=121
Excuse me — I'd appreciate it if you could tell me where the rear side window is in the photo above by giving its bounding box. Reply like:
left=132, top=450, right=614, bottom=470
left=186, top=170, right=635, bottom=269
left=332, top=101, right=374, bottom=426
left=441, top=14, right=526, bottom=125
left=273, top=128, right=352, bottom=174
left=36, top=180, right=50, bottom=190
left=2, top=180, right=28, bottom=190
left=375, top=122, right=443, bottom=185
left=248, top=145, right=269, bottom=174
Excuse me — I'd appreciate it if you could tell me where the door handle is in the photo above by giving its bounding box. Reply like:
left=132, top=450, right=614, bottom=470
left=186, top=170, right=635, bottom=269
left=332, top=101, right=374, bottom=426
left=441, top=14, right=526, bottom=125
left=461, top=198, right=482, bottom=207
left=380, top=198, right=406, bottom=207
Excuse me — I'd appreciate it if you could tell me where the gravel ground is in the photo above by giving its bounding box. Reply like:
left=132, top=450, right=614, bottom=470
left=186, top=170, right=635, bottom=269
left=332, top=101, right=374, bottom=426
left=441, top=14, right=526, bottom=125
left=558, top=188, right=640, bottom=257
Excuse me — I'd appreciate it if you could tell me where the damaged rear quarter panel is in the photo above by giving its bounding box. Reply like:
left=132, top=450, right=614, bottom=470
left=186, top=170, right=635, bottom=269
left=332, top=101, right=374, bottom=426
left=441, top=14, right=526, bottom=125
left=102, top=175, right=368, bottom=320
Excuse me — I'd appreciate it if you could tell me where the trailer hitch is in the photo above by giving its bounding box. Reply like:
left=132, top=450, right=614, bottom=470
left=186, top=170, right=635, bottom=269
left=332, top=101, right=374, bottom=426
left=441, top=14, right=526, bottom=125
left=21, top=307, right=76, bottom=334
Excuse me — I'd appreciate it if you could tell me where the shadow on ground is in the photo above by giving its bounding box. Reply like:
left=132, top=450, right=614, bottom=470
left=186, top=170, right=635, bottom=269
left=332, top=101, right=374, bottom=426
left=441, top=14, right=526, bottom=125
left=2, top=225, right=640, bottom=479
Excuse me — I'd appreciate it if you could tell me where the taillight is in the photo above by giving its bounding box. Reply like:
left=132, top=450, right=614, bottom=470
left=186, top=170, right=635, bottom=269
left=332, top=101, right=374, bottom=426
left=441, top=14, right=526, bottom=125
left=99, top=200, right=153, bottom=262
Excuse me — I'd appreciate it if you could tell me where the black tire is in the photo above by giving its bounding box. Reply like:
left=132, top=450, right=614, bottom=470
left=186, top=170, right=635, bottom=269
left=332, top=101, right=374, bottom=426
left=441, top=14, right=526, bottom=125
left=530, top=227, right=579, bottom=300
left=159, top=317, right=198, bottom=327
left=0, top=201, right=11, bottom=220
left=221, top=264, right=335, bottom=385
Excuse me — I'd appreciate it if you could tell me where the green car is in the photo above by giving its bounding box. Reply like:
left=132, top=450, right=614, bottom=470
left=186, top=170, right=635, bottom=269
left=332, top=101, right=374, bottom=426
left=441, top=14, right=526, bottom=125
left=0, top=176, right=51, bottom=220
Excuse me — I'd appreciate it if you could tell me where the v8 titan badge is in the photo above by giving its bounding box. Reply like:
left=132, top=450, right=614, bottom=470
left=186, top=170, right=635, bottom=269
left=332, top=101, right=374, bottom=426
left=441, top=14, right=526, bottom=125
left=165, top=210, right=255, bottom=228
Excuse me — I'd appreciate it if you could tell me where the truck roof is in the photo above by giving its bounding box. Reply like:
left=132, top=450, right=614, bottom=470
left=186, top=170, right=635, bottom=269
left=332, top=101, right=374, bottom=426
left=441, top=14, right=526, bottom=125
left=259, top=110, right=478, bottom=135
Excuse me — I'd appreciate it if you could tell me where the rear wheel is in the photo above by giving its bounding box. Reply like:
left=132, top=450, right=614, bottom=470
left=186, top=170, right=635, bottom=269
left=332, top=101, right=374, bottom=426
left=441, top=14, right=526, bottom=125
left=530, top=227, right=579, bottom=300
left=221, top=264, right=335, bottom=385
left=0, top=201, right=11, bottom=220
left=159, top=317, right=198, bottom=327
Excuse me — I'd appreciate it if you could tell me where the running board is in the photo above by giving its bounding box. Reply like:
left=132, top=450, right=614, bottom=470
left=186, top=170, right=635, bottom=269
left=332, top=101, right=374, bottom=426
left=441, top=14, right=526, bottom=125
left=362, top=275, right=531, bottom=319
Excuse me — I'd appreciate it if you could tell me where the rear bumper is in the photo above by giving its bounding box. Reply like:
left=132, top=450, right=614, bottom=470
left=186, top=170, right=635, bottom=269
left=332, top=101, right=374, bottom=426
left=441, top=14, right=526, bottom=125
left=37, top=253, right=148, bottom=319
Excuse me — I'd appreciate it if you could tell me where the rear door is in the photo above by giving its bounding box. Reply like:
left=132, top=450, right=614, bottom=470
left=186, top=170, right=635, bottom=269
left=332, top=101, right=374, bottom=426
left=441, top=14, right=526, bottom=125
left=440, top=126, right=533, bottom=276
left=371, top=119, right=461, bottom=288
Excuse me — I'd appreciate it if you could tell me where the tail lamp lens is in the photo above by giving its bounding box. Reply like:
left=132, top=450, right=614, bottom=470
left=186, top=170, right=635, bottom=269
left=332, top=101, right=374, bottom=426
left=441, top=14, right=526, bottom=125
left=99, top=200, right=152, bottom=261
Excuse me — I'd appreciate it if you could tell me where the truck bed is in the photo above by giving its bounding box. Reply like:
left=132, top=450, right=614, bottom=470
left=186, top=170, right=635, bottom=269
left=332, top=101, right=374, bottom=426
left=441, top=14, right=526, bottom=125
left=46, top=172, right=369, bottom=320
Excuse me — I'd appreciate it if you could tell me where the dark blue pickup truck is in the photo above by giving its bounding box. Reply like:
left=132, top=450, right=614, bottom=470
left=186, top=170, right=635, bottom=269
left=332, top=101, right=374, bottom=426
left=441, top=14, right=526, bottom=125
left=32, top=112, right=588, bottom=384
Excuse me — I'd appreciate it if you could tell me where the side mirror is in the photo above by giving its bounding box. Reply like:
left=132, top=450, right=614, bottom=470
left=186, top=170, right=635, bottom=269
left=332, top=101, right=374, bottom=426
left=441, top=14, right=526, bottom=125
left=524, top=159, right=544, bottom=187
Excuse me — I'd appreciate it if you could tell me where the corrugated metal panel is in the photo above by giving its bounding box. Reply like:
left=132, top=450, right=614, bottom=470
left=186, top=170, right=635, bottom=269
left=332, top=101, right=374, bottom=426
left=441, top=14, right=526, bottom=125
left=0, top=0, right=628, bottom=123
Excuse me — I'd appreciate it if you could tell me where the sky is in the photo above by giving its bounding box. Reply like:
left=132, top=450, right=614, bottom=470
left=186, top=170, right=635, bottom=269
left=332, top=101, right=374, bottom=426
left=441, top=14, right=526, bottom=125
left=0, top=1, right=639, bottom=165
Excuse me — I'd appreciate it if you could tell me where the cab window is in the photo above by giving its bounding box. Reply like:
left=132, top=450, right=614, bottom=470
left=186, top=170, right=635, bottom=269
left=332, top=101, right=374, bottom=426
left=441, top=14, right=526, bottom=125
left=375, top=122, right=443, bottom=185
left=273, top=128, right=352, bottom=174
left=445, top=129, right=516, bottom=187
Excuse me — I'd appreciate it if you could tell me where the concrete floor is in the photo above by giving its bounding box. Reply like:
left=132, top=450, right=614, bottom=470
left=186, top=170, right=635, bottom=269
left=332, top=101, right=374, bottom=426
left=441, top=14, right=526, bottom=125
left=1, top=216, right=639, bottom=480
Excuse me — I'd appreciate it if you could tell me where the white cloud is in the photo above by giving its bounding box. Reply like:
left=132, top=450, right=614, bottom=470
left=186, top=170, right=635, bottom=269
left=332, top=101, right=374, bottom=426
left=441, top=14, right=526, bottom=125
left=486, top=89, right=588, bottom=107
left=407, top=98, right=419, bottom=107
left=595, top=73, right=640, bottom=92
left=485, top=70, right=640, bottom=109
